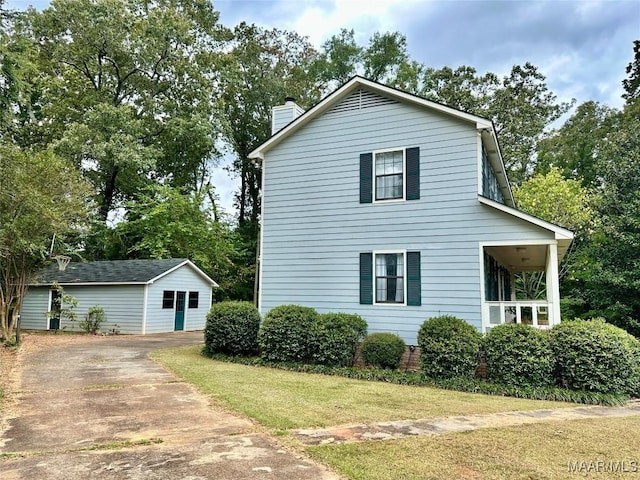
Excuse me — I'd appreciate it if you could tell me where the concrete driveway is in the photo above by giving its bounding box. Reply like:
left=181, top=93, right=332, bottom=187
left=0, top=333, right=339, bottom=480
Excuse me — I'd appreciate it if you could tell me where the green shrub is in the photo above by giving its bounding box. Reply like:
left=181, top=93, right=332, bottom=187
left=204, top=301, right=261, bottom=356
left=549, top=318, right=640, bottom=394
left=418, top=315, right=481, bottom=378
left=79, top=306, right=106, bottom=334
left=258, top=304, right=318, bottom=362
left=483, top=323, right=553, bottom=387
left=311, top=313, right=367, bottom=366
left=360, top=332, right=406, bottom=370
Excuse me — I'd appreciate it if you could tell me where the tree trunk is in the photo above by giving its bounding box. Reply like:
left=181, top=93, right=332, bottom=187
left=99, top=165, right=120, bottom=222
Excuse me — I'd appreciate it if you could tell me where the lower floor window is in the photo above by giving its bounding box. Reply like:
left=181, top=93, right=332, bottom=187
left=162, top=290, right=174, bottom=309
left=188, top=291, right=199, bottom=308
left=375, top=252, right=405, bottom=303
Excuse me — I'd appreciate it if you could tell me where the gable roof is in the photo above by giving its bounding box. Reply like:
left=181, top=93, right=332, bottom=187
left=248, top=76, right=514, bottom=207
left=479, top=195, right=574, bottom=260
left=31, top=258, right=218, bottom=287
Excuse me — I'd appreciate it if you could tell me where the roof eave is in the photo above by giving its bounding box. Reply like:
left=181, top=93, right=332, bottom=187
left=478, top=195, right=574, bottom=241
left=249, top=76, right=498, bottom=161
left=479, top=128, right=516, bottom=208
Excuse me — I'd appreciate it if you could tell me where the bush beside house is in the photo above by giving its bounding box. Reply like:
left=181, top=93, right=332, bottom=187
left=483, top=323, right=554, bottom=387
left=418, top=315, right=482, bottom=378
left=360, top=333, right=406, bottom=369
left=549, top=318, right=640, bottom=395
left=312, top=313, right=367, bottom=367
left=258, top=304, right=319, bottom=362
left=202, top=303, right=640, bottom=400
left=204, top=301, right=261, bottom=356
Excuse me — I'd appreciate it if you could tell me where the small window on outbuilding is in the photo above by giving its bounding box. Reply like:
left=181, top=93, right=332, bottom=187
left=162, top=290, right=175, bottom=309
left=188, top=291, right=199, bottom=309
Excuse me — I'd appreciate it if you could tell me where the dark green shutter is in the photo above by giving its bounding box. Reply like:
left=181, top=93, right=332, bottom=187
left=360, top=153, right=373, bottom=203
left=360, top=252, right=373, bottom=304
left=406, top=147, right=420, bottom=200
left=407, top=251, right=421, bottom=306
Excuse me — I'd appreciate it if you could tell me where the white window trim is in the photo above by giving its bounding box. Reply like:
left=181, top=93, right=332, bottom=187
left=372, top=147, right=406, bottom=203
left=373, top=249, right=407, bottom=306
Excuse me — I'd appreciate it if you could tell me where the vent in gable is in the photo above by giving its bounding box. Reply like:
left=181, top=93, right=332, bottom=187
left=327, top=88, right=398, bottom=115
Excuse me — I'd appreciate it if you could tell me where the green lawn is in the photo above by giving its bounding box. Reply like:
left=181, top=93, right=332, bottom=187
left=153, top=346, right=639, bottom=480
left=308, top=416, right=640, bottom=480
left=152, top=345, right=572, bottom=429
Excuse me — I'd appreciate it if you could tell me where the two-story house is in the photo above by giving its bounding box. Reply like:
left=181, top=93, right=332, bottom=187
left=249, top=77, right=573, bottom=345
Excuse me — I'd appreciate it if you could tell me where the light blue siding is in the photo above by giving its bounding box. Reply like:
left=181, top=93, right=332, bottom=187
left=145, top=266, right=212, bottom=333
left=20, top=285, right=145, bottom=333
left=19, top=287, right=50, bottom=329
left=260, top=89, right=555, bottom=344
left=19, top=264, right=212, bottom=334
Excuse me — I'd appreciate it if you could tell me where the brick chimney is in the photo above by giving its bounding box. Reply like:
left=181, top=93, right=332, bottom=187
left=271, top=97, right=304, bottom=135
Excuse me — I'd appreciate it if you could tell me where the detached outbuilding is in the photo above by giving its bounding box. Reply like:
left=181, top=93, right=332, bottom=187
left=19, top=258, right=218, bottom=334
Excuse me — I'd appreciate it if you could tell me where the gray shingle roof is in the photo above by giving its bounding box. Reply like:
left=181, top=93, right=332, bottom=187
left=33, top=258, right=191, bottom=285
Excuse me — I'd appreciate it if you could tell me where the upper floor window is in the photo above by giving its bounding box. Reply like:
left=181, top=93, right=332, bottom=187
left=375, top=150, right=404, bottom=201
left=482, top=145, right=505, bottom=204
left=360, top=147, right=420, bottom=204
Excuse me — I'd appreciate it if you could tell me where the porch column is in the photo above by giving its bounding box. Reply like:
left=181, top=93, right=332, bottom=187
left=546, top=243, right=561, bottom=325
left=510, top=271, right=516, bottom=301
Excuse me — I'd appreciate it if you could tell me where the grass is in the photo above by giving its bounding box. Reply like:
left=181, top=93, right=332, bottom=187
left=307, top=417, right=640, bottom=480
left=152, top=345, right=573, bottom=430
left=153, top=345, right=640, bottom=480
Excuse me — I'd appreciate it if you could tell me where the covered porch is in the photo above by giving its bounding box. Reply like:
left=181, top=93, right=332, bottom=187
left=480, top=241, right=570, bottom=332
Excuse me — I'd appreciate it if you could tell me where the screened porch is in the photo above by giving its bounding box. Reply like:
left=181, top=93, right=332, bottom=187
left=481, top=242, right=562, bottom=332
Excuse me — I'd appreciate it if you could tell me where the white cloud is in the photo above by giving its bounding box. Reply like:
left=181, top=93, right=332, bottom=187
left=287, top=0, right=429, bottom=47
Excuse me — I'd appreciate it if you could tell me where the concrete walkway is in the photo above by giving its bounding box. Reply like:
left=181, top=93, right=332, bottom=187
left=293, top=401, right=640, bottom=445
left=0, top=333, right=339, bottom=480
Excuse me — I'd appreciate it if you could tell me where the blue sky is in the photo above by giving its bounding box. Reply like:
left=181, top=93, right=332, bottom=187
left=5, top=0, right=639, bottom=214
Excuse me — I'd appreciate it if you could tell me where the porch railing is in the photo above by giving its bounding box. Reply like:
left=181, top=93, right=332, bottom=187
left=483, top=300, right=554, bottom=331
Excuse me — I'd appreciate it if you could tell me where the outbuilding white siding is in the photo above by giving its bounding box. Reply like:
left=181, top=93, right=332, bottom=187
left=145, top=266, right=213, bottom=333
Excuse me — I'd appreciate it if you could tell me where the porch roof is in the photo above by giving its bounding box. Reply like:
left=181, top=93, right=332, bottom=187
left=479, top=196, right=574, bottom=272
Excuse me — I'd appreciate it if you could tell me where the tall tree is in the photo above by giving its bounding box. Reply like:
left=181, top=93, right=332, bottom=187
left=563, top=42, right=640, bottom=336
left=220, top=23, right=323, bottom=299
left=20, top=0, right=227, bottom=222
left=420, top=63, right=571, bottom=184
left=512, top=168, right=596, bottom=299
left=222, top=23, right=321, bottom=227
left=0, top=145, right=90, bottom=340
left=575, top=98, right=640, bottom=336
left=535, top=101, right=615, bottom=188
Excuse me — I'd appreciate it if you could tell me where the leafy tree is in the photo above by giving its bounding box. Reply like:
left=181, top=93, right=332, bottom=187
left=622, top=39, right=640, bottom=103
left=575, top=98, right=640, bottom=336
left=21, top=0, right=227, bottom=222
left=363, top=31, right=409, bottom=82
left=222, top=22, right=321, bottom=228
left=536, top=101, right=615, bottom=187
left=513, top=168, right=596, bottom=299
left=421, top=63, right=572, bottom=184
left=315, top=29, right=415, bottom=90
left=220, top=23, right=323, bottom=299
left=112, top=185, right=250, bottom=300
left=314, top=28, right=362, bottom=88
left=0, top=145, right=90, bottom=340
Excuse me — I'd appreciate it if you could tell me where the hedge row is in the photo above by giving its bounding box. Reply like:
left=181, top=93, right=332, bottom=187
left=204, top=302, right=368, bottom=367
left=204, top=305, right=640, bottom=397
left=419, top=315, right=640, bottom=396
